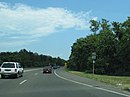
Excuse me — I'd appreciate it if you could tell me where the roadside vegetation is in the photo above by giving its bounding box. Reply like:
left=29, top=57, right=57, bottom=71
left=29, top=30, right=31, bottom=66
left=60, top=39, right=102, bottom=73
left=67, top=17, right=130, bottom=76
left=0, top=49, right=65, bottom=68
left=68, top=70, right=130, bottom=90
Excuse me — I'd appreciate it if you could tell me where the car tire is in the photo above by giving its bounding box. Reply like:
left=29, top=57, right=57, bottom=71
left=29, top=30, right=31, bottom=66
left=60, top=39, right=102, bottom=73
left=15, top=73, right=19, bottom=78
left=1, top=75, right=5, bottom=79
left=21, top=73, right=23, bottom=77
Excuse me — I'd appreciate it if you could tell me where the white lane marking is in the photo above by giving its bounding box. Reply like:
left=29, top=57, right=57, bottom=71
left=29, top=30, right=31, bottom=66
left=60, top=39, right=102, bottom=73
left=35, top=73, right=38, bottom=75
left=54, top=70, right=130, bottom=97
left=19, top=80, right=27, bottom=85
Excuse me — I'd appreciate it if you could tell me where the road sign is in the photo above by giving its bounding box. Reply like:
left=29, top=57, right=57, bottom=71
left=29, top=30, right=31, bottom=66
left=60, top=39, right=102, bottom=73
left=92, top=52, right=96, bottom=60
left=93, top=60, right=95, bottom=64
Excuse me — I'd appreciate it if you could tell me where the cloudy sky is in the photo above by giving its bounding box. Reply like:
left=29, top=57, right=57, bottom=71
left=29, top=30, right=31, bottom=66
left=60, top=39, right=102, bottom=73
left=0, top=0, right=130, bottom=59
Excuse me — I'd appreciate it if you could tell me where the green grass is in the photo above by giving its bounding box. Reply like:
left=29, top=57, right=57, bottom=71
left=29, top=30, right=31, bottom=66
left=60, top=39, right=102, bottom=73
left=68, top=70, right=130, bottom=90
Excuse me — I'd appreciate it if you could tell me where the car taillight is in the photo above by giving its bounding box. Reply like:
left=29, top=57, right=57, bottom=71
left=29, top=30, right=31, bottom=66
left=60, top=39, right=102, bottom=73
left=15, top=69, right=17, bottom=72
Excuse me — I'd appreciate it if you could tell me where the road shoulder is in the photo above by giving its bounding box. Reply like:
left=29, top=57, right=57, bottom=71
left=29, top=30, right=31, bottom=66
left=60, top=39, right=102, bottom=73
left=54, top=67, right=130, bottom=97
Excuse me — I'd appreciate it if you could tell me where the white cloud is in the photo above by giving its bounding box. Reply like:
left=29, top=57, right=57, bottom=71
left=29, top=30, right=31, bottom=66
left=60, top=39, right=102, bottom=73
left=0, top=2, right=97, bottom=46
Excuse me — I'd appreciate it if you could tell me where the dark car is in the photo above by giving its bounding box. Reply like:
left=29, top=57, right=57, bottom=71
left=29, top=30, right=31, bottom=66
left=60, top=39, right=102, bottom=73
left=53, top=65, right=57, bottom=69
left=43, top=65, right=52, bottom=73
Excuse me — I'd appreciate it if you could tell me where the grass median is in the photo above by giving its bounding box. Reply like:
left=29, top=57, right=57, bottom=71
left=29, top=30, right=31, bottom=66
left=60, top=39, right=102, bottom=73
left=66, top=69, right=130, bottom=91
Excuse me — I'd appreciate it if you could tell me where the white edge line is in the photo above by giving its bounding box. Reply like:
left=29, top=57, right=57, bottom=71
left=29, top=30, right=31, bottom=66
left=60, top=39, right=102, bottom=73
left=54, top=70, right=130, bottom=97
left=19, top=80, right=27, bottom=85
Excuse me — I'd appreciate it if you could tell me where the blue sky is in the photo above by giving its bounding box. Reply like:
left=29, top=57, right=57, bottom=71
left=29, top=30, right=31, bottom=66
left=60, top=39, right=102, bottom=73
left=0, top=0, right=130, bottom=60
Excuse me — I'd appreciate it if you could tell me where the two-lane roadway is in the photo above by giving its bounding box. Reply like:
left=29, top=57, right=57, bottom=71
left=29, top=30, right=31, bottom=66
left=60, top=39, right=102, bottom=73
left=0, top=67, right=130, bottom=97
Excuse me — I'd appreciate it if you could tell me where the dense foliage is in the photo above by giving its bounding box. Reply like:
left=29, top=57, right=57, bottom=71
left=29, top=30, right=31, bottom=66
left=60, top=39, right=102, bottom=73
left=0, top=49, right=65, bottom=68
left=68, top=17, right=130, bottom=75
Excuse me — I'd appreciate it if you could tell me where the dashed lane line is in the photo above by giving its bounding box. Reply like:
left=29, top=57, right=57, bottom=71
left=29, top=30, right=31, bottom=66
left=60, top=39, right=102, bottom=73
left=19, top=80, right=27, bottom=85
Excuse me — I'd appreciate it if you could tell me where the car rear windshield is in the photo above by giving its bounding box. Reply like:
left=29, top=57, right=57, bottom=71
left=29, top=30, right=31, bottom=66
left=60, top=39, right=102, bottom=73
left=2, top=63, right=15, bottom=68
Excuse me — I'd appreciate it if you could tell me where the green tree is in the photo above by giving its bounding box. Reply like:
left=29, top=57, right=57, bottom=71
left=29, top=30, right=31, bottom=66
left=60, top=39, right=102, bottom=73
left=0, top=49, right=66, bottom=68
left=69, top=17, right=130, bottom=75
left=90, top=20, right=100, bottom=34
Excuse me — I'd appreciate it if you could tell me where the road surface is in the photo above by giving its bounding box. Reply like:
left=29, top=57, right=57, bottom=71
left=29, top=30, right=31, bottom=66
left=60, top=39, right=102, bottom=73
left=0, top=67, right=130, bottom=97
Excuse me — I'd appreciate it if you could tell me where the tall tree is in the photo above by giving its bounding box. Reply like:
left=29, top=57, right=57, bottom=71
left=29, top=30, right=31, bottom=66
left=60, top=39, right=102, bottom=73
left=68, top=17, right=130, bottom=75
left=90, top=20, right=100, bottom=35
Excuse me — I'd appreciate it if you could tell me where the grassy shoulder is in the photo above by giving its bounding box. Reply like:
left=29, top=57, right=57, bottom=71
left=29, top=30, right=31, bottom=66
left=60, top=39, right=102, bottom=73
left=66, top=69, right=130, bottom=91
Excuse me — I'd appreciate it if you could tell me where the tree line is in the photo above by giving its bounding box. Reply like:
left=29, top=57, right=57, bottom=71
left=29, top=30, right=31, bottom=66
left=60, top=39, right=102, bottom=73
left=0, top=49, right=65, bottom=68
left=68, top=17, right=130, bottom=76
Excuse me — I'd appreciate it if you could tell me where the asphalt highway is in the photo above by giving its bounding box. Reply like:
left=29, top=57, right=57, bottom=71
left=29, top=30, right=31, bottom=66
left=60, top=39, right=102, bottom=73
left=0, top=67, right=130, bottom=97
